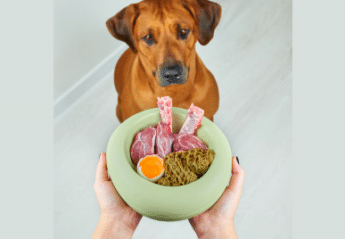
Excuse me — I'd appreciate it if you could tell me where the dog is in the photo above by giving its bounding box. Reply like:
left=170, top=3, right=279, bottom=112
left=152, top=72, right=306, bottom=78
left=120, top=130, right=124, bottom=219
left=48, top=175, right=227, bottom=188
left=106, top=0, right=221, bottom=123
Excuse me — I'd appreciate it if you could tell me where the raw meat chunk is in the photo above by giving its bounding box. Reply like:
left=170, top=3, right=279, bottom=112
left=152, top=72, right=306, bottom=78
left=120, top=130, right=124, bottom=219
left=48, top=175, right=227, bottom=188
left=156, top=122, right=175, bottom=159
left=179, top=103, right=204, bottom=135
left=172, top=103, right=207, bottom=152
left=157, top=96, right=173, bottom=132
left=173, top=133, right=208, bottom=152
left=130, top=126, right=157, bottom=165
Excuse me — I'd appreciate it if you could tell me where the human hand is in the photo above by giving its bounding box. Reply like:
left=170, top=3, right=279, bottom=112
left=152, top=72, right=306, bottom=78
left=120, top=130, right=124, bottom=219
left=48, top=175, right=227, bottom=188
left=92, top=152, right=142, bottom=239
left=189, top=156, right=245, bottom=239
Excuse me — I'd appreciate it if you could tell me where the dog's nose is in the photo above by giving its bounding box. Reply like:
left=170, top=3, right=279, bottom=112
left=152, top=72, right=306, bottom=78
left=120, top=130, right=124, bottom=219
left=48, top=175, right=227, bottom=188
left=161, top=65, right=183, bottom=84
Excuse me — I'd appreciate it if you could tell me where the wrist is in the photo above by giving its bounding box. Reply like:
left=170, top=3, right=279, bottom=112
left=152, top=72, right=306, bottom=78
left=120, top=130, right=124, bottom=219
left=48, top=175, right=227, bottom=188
left=194, top=222, right=237, bottom=239
left=96, top=214, right=135, bottom=239
left=101, top=212, right=139, bottom=232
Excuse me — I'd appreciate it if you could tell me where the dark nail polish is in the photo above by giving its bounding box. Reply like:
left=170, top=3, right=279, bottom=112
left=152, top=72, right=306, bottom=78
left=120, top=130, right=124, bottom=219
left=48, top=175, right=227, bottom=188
left=236, top=156, right=239, bottom=165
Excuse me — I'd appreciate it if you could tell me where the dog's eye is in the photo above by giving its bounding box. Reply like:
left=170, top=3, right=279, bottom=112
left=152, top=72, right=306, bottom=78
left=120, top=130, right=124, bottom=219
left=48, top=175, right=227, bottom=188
left=178, top=29, right=190, bottom=40
left=143, top=35, right=155, bottom=45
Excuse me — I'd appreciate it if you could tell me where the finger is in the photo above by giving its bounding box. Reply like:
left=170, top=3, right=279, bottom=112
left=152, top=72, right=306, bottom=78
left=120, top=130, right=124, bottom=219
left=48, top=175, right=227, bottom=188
left=95, top=152, right=109, bottom=183
left=210, top=156, right=245, bottom=217
left=225, top=156, right=245, bottom=200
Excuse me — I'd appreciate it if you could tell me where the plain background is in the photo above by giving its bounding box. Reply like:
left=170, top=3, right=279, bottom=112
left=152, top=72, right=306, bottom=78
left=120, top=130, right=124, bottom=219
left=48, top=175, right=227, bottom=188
left=54, top=0, right=137, bottom=100
left=1, top=0, right=345, bottom=239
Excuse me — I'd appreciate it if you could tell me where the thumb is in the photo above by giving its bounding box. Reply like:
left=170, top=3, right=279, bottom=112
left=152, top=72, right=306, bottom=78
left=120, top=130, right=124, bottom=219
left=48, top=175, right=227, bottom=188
left=213, top=156, right=245, bottom=217
left=95, top=152, right=109, bottom=183
left=227, top=156, right=245, bottom=198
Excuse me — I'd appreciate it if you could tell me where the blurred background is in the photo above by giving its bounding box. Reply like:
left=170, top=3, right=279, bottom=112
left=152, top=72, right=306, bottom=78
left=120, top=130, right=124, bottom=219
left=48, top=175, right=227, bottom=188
left=54, top=0, right=292, bottom=238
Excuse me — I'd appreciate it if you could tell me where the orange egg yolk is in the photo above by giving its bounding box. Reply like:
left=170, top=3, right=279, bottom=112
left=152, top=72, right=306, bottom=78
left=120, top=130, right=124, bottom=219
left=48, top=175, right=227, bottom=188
left=138, top=156, right=164, bottom=179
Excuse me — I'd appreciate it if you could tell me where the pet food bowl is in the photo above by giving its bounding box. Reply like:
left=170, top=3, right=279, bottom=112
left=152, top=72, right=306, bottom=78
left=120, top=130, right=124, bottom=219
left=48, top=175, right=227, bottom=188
left=106, top=107, right=232, bottom=221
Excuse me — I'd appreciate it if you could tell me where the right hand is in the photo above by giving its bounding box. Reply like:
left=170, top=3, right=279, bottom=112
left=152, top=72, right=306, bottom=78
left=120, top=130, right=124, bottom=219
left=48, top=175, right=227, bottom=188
left=189, top=156, right=245, bottom=239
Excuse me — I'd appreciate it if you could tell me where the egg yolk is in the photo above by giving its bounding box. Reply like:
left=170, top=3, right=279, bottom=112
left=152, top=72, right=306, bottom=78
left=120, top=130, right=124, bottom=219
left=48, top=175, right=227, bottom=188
left=138, top=156, right=164, bottom=179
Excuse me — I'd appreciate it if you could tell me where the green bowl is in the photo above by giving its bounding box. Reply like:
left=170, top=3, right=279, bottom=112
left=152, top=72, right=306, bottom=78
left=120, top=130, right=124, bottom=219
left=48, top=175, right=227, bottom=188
left=106, top=107, right=232, bottom=221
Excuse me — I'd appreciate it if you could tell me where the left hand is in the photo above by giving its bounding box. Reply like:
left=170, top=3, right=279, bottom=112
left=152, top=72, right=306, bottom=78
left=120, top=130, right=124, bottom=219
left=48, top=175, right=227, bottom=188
left=92, top=152, right=142, bottom=238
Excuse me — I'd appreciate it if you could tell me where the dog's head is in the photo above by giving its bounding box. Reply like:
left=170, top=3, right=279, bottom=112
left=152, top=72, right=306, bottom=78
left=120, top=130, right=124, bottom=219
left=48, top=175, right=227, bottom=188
left=106, top=0, right=221, bottom=87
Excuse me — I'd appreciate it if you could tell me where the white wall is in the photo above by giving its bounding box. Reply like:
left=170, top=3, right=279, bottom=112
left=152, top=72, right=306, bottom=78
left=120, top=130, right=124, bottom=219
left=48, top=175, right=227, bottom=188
left=54, top=0, right=137, bottom=100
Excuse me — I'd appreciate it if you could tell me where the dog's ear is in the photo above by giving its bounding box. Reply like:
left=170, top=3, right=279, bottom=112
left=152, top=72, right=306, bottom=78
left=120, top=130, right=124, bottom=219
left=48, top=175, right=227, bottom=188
left=106, top=4, right=140, bottom=53
left=196, top=0, right=222, bottom=45
left=184, top=0, right=222, bottom=45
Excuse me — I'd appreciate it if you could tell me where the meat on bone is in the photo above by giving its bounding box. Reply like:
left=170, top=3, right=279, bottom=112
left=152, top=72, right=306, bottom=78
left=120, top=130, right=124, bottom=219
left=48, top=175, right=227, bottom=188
left=157, top=96, right=173, bottom=132
left=131, top=98, right=207, bottom=165
left=130, top=126, right=157, bottom=165
left=179, top=103, right=204, bottom=135
left=156, top=122, right=175, bottom=159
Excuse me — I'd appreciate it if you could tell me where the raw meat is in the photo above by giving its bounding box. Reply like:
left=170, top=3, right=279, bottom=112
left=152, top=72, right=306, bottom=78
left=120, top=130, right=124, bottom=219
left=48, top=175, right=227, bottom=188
left=173, top=133, right=208, bottom=152
left=179, top=103, right=204, bottom=135
left=130, top=126, right=157, bottom=165
left=155, top=96, right=174, bottom=158
left=155, top=122, right=175, bottom=159
left=173, top=103, right=207, bottom=151
left=157, top=96, right=173, bottom=132
left=130, top=98, right=208, bottom=165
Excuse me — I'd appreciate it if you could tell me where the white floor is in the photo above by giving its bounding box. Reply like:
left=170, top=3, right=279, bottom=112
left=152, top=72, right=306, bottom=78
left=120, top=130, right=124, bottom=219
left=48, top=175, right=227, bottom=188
left=54, top=0, right=292, bottom=238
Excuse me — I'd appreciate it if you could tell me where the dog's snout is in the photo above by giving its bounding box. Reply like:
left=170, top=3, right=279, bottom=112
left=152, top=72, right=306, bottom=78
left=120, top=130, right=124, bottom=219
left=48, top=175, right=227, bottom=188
left=161, top=65, right=183, bottom=83
left=157, top=62, right=188, bottom=87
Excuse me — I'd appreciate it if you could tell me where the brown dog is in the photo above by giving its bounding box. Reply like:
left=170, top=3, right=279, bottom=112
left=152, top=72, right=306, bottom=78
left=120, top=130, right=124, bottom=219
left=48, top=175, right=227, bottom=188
left=106, top=0, right=221, bottom=123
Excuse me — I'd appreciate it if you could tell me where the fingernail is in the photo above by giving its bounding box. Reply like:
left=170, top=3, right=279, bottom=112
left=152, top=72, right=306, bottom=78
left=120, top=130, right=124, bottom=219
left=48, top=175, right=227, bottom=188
left=99, top=153, right=102, bottom=160
left=236, top=156, right=240, bottom=165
